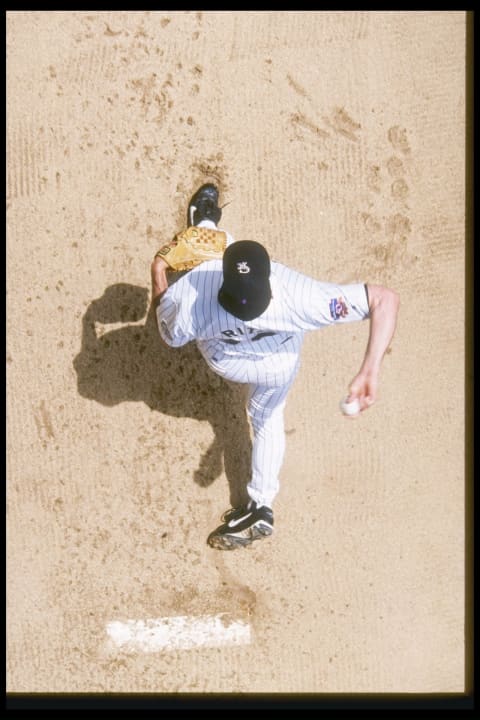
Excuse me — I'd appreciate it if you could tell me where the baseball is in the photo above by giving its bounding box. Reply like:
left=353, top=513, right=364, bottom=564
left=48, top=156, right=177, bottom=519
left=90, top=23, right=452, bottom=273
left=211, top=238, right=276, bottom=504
left=340, top=397, right=361, bottom=416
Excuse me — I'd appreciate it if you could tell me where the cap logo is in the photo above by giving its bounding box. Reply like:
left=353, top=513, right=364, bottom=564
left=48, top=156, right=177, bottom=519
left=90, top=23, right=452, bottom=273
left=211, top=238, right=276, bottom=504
left=236, top=261, right=250, bottom=274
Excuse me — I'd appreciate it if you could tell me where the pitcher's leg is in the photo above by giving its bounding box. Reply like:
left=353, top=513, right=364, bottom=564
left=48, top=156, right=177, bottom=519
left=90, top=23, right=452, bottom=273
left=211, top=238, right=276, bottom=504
left=246, top=381, right=293, bottom=508
left=206, top=350, right=301, bottom=550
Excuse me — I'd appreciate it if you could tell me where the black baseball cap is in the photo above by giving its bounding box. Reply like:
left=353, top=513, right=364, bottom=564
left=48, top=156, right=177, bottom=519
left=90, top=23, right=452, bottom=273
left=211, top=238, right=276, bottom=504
left=218, top=241, right=272, bottom=321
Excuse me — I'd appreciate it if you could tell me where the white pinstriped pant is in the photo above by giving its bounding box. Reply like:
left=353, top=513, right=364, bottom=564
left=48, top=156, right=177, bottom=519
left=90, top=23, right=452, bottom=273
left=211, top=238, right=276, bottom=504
left=198, top=338, right=303, bottom=508
left=245, top=377, right=297, bottom=508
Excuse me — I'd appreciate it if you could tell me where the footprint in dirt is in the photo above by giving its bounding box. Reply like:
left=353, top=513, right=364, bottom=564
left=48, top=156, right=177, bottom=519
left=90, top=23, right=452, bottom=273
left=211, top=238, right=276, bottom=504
left=72, top=283, right=252, bottom=507
left=388, top=125, right=411, bottom=155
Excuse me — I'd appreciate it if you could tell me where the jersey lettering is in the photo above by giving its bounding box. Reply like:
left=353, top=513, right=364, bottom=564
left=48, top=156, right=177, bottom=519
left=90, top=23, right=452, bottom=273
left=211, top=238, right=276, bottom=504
left=221, top=327, right=278, bottom=342
left=251, top=331, right=277, bottom=342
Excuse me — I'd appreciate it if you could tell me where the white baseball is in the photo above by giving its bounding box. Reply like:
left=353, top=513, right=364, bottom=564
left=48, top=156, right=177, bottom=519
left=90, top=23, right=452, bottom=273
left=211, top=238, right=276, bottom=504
left=340, top=397, right=361, bottom=416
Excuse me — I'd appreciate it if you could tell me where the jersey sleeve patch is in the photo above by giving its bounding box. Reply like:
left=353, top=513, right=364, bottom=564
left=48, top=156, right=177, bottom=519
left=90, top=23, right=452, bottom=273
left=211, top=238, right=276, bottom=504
left=329, top=296, right=349, bottom=320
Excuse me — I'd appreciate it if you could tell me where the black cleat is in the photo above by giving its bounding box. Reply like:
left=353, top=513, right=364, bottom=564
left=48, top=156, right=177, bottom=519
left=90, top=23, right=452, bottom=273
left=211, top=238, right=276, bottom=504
left=221, top=503, right=253, bottom=523
left=208, top=502, right=274, bottom=550
left=187, top=183, right=222, bottom=226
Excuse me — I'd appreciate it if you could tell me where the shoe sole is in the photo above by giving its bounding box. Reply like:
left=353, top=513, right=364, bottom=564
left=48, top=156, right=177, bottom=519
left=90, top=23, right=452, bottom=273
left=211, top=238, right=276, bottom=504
left=188, top=186, right=220, bottom=225
left=190, top=185, right=219, bottom=203
left=207, top=522, right=273, bottom=551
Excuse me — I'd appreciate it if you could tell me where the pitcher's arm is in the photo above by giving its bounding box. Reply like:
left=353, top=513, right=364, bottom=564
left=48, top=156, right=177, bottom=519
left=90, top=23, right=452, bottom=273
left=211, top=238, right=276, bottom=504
left=347, top=284, right=400, bottom=411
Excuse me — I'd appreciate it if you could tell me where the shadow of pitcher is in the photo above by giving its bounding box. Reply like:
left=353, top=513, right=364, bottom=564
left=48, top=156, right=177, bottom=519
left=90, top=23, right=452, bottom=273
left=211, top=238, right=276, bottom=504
left=72, top=283, right=252, bottom=508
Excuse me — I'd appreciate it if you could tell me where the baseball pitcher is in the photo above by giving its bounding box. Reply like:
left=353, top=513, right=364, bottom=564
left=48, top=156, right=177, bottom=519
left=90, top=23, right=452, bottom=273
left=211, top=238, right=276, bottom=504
left=151, top=184, right=399, bottom=550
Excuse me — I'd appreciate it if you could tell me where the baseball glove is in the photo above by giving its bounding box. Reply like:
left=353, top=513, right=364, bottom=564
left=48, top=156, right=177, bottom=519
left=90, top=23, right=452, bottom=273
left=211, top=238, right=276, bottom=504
left=155, top=226, right=227, bottom=272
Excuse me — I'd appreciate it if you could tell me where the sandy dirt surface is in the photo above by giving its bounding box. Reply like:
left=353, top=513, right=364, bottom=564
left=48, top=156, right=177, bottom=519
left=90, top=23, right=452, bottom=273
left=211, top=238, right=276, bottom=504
left=6, top=11, right=466, bottom=695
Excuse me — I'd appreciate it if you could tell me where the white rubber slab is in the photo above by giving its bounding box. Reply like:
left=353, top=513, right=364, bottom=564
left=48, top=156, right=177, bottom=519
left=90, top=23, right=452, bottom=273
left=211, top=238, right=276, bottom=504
left=106, top=614, right=251, bottom=653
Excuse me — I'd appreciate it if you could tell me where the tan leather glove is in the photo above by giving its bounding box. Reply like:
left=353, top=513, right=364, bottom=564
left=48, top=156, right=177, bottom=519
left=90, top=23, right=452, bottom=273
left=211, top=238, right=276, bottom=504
left=154, top=226, right=227, bottom=272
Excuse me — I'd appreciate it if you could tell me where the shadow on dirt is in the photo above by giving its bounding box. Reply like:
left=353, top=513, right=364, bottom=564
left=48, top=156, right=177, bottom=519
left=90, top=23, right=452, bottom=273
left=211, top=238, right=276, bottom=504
left=72, top=283, right=252, bottom=507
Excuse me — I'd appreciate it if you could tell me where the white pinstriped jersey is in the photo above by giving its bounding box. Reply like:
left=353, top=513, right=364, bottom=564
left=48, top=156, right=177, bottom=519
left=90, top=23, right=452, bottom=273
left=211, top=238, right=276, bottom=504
left=157, top=260, right=370, bottom=381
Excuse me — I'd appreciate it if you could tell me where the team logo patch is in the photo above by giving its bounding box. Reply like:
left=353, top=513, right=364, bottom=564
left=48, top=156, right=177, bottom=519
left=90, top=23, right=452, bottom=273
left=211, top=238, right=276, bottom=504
left=236, top=261, right=250, bottom=274
left=329, top=296, right=349, bottom=320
